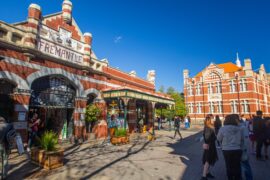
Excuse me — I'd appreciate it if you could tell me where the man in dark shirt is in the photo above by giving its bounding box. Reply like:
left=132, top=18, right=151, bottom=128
left=173, top=116, right=183, bottom=140
left=253, top=111, right=266, bottom=160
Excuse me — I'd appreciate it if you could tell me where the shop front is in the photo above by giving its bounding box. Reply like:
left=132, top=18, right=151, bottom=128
left=103, top=88, right=175, bottom=133
left=29, top=76, right=76, bottom=140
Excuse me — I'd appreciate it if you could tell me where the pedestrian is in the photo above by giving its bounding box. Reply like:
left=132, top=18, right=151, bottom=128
left=239, top=116, right=253, bottom=180
left=248, top=115, right=256, bottom=155
left=173, top=116, right=183, bottom=140
left=185, top=116, right=189, bottom=129
left=0, top=116, right=15, bottom=179
left=201, top=116, right=218, bottom=180
left=263, top=117, right=270, bottom=160
left=27, top=113, right=41, bottom=151
left=217, top=114, right=244, bottom=180
left=253, top=111, right=267, bottom=160
left=157, top=116, right=161, bottom=130
left=214, top=115, right=222, bottom=148
left=188, top=116, right=191, bottom=128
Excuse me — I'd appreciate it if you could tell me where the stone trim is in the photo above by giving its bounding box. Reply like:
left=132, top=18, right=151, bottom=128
left=0, top=71, right=30, bottom=89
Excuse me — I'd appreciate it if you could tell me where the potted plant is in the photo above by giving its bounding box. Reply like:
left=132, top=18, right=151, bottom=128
left=111, top=128, right=129, bottom=145
left=31, top=131, right=64, bottom=170
left=85, top=104, right=101, bottom=139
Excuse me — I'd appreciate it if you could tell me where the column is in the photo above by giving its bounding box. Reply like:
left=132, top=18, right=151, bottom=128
left=12, top=89, right=31, bottom=143
left=151, top=102, right=156, bottom=136
left=93, top=98, right=108, bottom=138
left=127, top=99, right=137, bottom=133
left=74, top=97, right=87, bottom=140
left=121, top=97, right=130, bottom=130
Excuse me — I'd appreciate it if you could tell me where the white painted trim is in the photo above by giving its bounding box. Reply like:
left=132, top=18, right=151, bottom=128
left=0, top=71, right=30, bottom=90
left=83, top=88, right=101, bottom=99
left=26, top=68, right=84, bottom=97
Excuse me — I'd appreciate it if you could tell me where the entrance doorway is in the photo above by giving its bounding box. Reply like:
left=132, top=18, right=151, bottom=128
left=0, top=79, right=15, bottom=122
left=29, top=76, right=76, bottom=140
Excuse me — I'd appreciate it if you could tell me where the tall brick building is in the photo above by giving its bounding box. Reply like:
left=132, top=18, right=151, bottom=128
left=183, top=55, right=270, bottom=122
left=0, top=0, right=174, bottom=142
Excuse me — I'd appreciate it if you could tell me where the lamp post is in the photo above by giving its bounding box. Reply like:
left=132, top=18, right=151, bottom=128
left=235, top=74, right=241, bottom=115
left=192, top=80, right=196, bottom=122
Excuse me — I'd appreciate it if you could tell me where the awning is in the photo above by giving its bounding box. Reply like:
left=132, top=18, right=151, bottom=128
left=102, top=88, right=175, bottom=105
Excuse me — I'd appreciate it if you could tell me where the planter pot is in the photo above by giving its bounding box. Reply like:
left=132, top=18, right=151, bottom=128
left=111, top=136, right=129, bottom=145
left=31, top=147, right=64, bottom=170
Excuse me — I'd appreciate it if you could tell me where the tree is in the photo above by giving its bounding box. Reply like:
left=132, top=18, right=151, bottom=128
left=167, top=86, right=175, bottom=95
left=85, top=104, right=101, bottom=132
left=158, top=85, right=165, bottom=93
left=155, top=88, right=187, bottom=119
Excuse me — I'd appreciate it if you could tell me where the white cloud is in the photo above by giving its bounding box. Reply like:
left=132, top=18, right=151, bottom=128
left=114, top=36, right=122, bottom=43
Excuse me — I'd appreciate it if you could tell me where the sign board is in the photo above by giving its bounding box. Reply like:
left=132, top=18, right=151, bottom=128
left=18, top=112, right=26, bottom=121
left=208, top=93, right=222, bottom=102
left=37, top=25, right=84, bottom=64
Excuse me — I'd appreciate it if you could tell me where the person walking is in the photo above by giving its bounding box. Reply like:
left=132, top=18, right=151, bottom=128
left=217, top=114, right=244, bottom=180
left=253, top=111, right=267, bottom=160
left=27, top=113, right=41, bottom=151
left=201, top=116, right=218, bottom=180
left=173, top=116, right=183, bottom=140
left=214, top=115, right=222, bottom=148
left=248, top=115, right=256, bottom=155
left=263, top=117, right=270, bottom=160
left=239, top=116, right=253, bottom=180
left=0, top=116, right=14, bottom=179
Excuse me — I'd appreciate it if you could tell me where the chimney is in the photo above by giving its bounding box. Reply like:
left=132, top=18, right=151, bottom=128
left=83, top=33, right=92, bottom=66
left=243, top=58, right=252, bottom=70
left=147, top=70, right=156, bottom=85
left=183, top=69, right=189, bottom=85
left=62, top=0, right=72, bottom=24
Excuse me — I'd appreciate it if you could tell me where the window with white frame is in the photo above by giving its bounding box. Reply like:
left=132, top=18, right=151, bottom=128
left=216, top=82, right=222, bottom=93
left=230, top=80, right=236, bottom=92
left=209, top=102, right=215, bottom=113
left=241, top=100, right=250, bottom=113
left=190, top=103, right=194, bottom=113
left=231, top=101, right=238, bottom=113
left=196, top=84, right=201, bottom=95
left=197, top=102, right=202, bottom=113
left=208, top=83, right=213, bottom=94
left=240, top=79, right=247, bottom=92
left=217, top=101, right=223, bottom=113
left=188, top=85, right=193, bottom=96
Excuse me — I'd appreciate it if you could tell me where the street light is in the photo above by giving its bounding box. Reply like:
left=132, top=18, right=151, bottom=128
left=192, top=80, right=196, bottom=122
left=235, top=74, right=241, bottom=115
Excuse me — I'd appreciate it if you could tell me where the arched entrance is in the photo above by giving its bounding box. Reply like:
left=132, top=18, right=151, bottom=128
left=0, top=79, right=16, bottom=122
left=29, top=75, right=76, bottom=140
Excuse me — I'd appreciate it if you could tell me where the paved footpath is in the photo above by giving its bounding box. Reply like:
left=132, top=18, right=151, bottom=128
left=6, top=126, right=270, bottom=180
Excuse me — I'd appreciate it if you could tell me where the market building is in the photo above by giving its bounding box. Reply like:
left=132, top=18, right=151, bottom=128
left=183, top=54, right=270, bottom=123
left=0, top=0, right=174, bottom=142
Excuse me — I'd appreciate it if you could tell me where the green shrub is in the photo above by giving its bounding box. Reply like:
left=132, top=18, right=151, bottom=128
left=40, top=131, right=58, bottom=151
left=114, top=128, right=127, bottom=137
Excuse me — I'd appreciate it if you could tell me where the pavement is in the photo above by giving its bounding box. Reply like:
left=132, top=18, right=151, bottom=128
left=5, top=125, right=270, bottom=180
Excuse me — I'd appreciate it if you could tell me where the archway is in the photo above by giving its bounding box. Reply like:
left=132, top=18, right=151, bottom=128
left=29, top=75, right=77, bottom=140
left=0, top=79, right=16, bottom=122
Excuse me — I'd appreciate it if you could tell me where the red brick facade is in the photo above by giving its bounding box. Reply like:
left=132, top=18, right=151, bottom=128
left=0, top=1, right=173, bottom=142
left=183, top=60, right=270, bottom=123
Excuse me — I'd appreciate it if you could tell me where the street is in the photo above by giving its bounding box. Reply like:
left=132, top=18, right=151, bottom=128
left=7, top=126, right=270, bottom=180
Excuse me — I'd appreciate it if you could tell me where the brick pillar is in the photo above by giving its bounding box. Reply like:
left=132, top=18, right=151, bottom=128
left=24, top=4, right=41, bottom=49
left=93, top=100, right=108, bottom=138
left=83, top=33, right=92, bottom=67
left=12, top=90, right=31, bottom=143
left=62, top=0, right=72, bottom=24
left=74, top=97, right=87, bottom=139
left=94, top=100, right=107, bottom=120
left=127, top=99, right=137, bottom=133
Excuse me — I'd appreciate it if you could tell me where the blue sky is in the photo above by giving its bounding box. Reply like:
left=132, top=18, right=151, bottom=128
left=0, top=0, right=269, bottom=92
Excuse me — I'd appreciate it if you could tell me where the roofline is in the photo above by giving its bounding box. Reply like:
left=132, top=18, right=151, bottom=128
left=12, top=12, right=62, bottom=26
